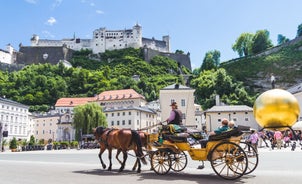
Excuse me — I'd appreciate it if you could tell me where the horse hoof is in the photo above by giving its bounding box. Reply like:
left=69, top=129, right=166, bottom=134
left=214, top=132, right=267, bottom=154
left=137, top=170, right=141, bottom=173
left=102, top=165, right=106, bottom=169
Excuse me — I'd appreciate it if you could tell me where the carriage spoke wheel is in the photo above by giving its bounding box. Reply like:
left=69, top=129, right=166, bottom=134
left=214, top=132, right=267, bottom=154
left=210, top=142, right=248, bottom=180
left=170, top=150, right=187, bottom=172
left=151, top=150, right=171, bottom=175
left=240, top=141, right=259, bottom=174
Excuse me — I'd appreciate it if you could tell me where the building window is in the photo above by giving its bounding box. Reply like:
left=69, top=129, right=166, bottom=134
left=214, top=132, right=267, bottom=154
left=112, top=113, right=114, bottom=117
left=118, top=112, right=120, bottom=116
left=171, top=99, right=175, bottom=104
left=182, top=113, right=186, bottom=119
left=123, top=112, right=125, bottom=116
left=117, top=121, right=120, bottom=125
left=137, top=120, right=139, bottom=125
left=245, top=112, right=248, bottom=114
left=128, top=120, right=131, bottom=125
left=181, top=99, right=185, bottom=106
left=122, top=120, right=125, bottom=125
left=111, top=121, right=114, bottom=126
left=129, top=112, right=131, bottom=115
left=245, top=118, right=249, bottom=121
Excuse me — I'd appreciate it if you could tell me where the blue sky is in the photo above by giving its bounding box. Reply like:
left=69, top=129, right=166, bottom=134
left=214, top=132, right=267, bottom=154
left=1, top=0, right=302, bottom=69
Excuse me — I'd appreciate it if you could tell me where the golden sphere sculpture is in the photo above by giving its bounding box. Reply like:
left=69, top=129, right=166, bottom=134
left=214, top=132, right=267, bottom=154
left=253, top=89, right=300, bottom=129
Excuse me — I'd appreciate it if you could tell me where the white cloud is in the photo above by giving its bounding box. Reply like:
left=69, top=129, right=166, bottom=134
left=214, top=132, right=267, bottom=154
left=42, top=30, right=55, bottom=38
left=25, top=0, right=38, bottom=4
left=45, top=17, right=57, bottom=26
left=52, top=0, right=63, bottom=9
left=96, top=10, right=104, bottom=14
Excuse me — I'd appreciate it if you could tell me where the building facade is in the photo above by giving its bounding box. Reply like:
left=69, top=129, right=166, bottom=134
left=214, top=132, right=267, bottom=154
left=33, top=112, right=59, bottom=142
left=0, top=97, right=30, bottom=141
left=159, top=83, right=196, bottom=127
left=204, top=105, right=260, bottom=132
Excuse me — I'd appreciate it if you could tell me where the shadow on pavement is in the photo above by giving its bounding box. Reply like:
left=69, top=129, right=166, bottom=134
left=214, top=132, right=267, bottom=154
left=73, top=168, right=252, bottom=184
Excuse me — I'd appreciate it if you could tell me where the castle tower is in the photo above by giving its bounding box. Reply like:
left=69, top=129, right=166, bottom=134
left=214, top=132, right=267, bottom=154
left=92, top=28, right=106, bottom=53
left=162, top=35, right=170, bottom=52
left=30, top=34, right=39, bottom=46
left=132, top=23, right=142, bottom=48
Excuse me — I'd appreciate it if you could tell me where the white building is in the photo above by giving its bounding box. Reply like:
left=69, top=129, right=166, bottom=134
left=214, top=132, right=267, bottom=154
left=30, top=24, right=170, bottom=54
left=159, top=83, right=196, bottom=127
left=97, top=89, right=158, bottom=133
left=204, top=105, right=260, bottom=132
left=0, top=44, right=15, bottom=64
left=0, top=97, right=30, bottom=141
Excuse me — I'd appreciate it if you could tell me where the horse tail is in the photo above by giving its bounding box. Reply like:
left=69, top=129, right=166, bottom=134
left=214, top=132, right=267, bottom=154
left=131, top=130, right=147, bottom=165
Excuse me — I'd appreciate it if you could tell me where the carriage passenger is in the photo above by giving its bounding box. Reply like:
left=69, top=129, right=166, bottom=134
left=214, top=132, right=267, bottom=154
left=209, top=119, right=229, bottom=136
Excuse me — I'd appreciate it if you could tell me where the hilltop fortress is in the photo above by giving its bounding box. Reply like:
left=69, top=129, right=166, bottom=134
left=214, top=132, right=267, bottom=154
left=30, top=24, right=170, bottom=54
left=1, top=24, right=191, bottom=70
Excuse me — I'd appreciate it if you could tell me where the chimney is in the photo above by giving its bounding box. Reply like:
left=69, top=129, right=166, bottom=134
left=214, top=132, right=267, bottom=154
left=215, top=95, right=220, bottom=106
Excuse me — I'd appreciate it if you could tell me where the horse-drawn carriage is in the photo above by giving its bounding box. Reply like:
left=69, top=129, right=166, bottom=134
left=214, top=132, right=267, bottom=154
left=146, top=124, right=258, bottom=180
left=93, top=89, right=300, bottom=180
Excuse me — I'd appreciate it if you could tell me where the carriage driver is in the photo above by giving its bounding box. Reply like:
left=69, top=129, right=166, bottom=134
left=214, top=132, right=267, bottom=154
left=166, top=102, right=183, bottom=125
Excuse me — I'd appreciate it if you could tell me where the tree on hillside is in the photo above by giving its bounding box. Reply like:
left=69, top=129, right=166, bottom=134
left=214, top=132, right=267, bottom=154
left=175, top=49, right=184, bottom=54
left=232, top=33, right=254, bottom=57
left=200, top=50, right=221, bottom=71
left=73, top=103, right=107, bottom=141
left=277, top=34, right=290, bottom=45
left=251, top=30, right=273, bottom=54
left=297, top=23, right=302, bottom=37
left=190, top=68, right=254, bottom=109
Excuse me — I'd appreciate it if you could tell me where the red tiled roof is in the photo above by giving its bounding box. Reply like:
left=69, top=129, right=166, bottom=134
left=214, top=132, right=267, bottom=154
left=55, top=97, right=96, bottom=107
left=97, top=89, right=144, bottom=101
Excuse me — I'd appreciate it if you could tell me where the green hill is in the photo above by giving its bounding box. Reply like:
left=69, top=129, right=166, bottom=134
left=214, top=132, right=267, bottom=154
left=220, top=36, right=302, bottom=93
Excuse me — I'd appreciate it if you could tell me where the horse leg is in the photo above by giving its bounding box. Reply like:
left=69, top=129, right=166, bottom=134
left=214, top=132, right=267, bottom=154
left=119, top=150, right=128, bottom=172
left=98, top=147, right=107, bottom=169
left=132, top=159, right=138, bottom=171
left=108, top=148, right=113, bottom=171
left=136, top=157, right=141, bottom=173
left=116, top=149, right=123, bottom=165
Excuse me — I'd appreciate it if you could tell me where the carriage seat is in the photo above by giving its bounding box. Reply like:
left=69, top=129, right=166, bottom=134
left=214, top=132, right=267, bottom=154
left=208, top=126, right=243, bottom=141
left=163, top=133, right=189, bottom=143
left=199, top=127, right=245, bottom=148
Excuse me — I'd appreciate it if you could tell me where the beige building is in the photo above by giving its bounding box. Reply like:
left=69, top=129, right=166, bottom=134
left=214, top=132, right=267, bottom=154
left=33, top=112, right=59, bottom=142
left=159, top=83, right=195, bottom=127
left=204, top=105, right=260, bottom=132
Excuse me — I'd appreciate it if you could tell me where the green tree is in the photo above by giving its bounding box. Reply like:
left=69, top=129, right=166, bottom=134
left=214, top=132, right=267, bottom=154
left=190, top=68, right=253, bottom=109
left=9, top=137, right=18, bottom=149
left=297, top=23, right=302, bottom=37
left=29, top=135, right=36, bottom=146
left=175, top=49, right=184, bottom=54
left=251, top=30, right=273, bottom=54
left=232, top=33, right=254, bottom=57
left=277, top=34, right=290, bottom=45
left=200, top=50, right=220, bottom=71
left=73, top=103, right=107, bottom=141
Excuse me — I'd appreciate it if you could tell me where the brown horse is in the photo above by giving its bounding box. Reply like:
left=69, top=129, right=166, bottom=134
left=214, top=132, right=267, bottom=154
left=115, top=130, right=151, bottom=171
left=93, top=127, right=147, bottom=173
